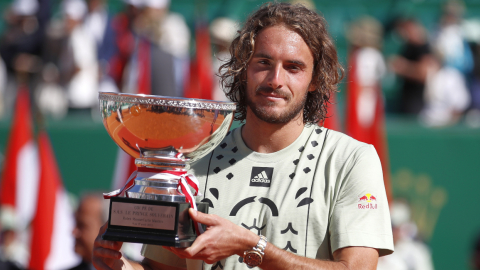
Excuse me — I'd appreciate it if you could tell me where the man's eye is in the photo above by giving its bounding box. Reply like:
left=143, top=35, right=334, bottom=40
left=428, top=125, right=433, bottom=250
left=287, top=65, right=301, bottom=71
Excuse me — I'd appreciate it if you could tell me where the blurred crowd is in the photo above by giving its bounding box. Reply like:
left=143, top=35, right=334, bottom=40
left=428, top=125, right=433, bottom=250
left=0, top=0, right=478, bottom=128
left=0, top=0, right=238, bottom=122
left=388, top=1, right=480, bottom=127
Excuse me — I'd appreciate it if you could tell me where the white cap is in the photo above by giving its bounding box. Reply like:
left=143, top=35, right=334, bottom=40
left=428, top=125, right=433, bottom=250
left=210, top=17, right=239, bottom=45
left=11, top=0, right=39, bottom=16
left=141, top=0, right=170, bottom=9
left=390, top=200, right=411, bottom=227
left=63, top=0, right=87, bottom=21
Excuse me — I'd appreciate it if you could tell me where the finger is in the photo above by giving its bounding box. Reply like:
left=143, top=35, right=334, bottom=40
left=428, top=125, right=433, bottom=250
left=183, top=233, right=209, bottom=257
left=92, top=259, right=114, bottom=270
left=94, top=236, right=123, bottom=251
left=189, top=208, right=218, bottom=226
left=166, top=246, right=189, bottom=259
left=93, top=246, right=122, bottom=260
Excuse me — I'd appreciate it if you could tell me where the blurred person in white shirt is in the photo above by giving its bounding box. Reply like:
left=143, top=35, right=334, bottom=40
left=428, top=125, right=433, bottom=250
left=61, top=0, right=99, bottom=112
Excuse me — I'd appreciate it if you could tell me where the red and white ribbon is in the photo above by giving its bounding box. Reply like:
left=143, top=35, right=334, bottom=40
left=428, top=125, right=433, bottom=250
left=103, top=167, right=204, bottom=234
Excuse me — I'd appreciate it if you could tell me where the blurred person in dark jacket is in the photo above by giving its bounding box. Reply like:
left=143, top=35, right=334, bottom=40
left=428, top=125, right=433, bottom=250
left=0, top=0, right=51, bottom=116
left=389, top=19, right=434, bottom=115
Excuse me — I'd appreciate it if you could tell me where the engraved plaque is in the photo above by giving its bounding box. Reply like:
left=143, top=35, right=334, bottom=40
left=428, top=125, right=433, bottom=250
left=110, top=201, right=176, bottom=230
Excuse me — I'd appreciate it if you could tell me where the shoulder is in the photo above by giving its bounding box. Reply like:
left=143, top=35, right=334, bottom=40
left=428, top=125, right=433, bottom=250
left=322, top=127, right=373, bottom=153
left=319, top=127, right=379, bottom=169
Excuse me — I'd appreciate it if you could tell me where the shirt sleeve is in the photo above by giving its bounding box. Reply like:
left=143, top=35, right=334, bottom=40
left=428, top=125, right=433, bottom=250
left=329, top=144, right=394, bottom=256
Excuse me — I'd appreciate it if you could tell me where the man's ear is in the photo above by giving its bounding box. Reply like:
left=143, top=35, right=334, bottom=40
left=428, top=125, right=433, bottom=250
left=308, top=81, right=316, bottom=92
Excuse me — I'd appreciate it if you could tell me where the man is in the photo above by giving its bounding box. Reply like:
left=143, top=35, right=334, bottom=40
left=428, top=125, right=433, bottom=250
left=93, top=3, right=394, bottom=270
left=73, top=193, right=145, bottom=270
left=70, top=194, right=108, bottom=270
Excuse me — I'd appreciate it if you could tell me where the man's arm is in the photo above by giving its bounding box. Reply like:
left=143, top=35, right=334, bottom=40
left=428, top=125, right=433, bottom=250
left=167, top=209, right=379, bottom=270
left=261, top=244, right=378, bottom=270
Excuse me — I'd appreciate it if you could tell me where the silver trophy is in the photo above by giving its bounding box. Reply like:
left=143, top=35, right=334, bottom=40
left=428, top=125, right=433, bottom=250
left=99, top=92, right=236, bottom=247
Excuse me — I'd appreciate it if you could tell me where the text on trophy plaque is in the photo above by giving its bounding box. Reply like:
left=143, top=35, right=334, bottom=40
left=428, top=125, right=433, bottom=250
left=110, top=201, right=176, bottom=230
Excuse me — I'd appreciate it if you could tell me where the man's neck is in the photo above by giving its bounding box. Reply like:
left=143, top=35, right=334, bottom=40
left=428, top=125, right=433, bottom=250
left=241, top=114, right=305, bottom=154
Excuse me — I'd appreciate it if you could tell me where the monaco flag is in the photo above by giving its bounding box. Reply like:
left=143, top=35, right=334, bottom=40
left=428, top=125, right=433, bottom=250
left=184, top=22, right=214, bottom=100
left=0, top=87, right=39, bottom=232
left=111, top=147, right=137, bottom=190
left=345, top=48, right=392, bottom=202
left=28, top=131, right=80, bottom=270
left=322, top=92, right=341, bottom=131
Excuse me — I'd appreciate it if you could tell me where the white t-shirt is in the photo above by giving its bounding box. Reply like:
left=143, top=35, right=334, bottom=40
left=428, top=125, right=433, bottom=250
left=143, top=124, right=394, bottom=269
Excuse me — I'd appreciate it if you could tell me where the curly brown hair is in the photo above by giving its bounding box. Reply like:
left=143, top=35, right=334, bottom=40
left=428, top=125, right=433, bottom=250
left=219, top=2, right=344, bottom=124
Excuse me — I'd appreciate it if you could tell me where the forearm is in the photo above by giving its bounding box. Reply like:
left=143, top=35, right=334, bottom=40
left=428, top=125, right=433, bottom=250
left=260, top=244, right=378, bottom=270
left=260, top=245, right=345, bottom=270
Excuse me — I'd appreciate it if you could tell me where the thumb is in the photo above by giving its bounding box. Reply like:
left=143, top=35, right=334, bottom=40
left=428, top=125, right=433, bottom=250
left=189, top=208, right=217, bottom=226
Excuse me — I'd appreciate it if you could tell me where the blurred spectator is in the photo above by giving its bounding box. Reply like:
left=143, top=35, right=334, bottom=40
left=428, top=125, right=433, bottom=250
left=433, top=0, right=473, bottom=76
left=419, top=52, right=470, bottom=127
left=59, top=0, right=99, bottom=113
left=378, top=200, right=434, bottom=270
left=462, top=18, right=480, bottom=127
left=69, top=193, right=142, bottom=270
left=389, top=19, right=434, bottom=115
left=210, top=17, right=238, bottom=101
left=34, top=62, right=68, bottom=119
left=473, top=231, right=480, bottom=270
left=84, top=0, right=116, bottom=68
left=121, top=0, right=190, bottom=97
left=346, top=16, right=386, bottom=134
left=108, top=0, right=139, bottom=90
left=0, top=0, right=51, bottom=116
left=0, top=207, right=28, bottom=269
left=69, top=193, right=107, bottom=270
left=83, top=0, right=119, bottom=95
left=0, top=57, right=7, bottom=118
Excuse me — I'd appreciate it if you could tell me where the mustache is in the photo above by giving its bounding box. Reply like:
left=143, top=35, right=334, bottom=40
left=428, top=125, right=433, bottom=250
left=255, top=86, right=289, bottom=99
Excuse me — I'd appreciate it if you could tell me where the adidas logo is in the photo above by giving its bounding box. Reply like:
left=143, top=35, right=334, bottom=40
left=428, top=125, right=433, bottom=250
left=251, top=171, right=271, bottom=183
left=250, top=167, right=273, bottom=187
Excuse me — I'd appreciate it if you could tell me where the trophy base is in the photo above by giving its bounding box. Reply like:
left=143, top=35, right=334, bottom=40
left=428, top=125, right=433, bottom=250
left=102, top=197, right=208, bottom=247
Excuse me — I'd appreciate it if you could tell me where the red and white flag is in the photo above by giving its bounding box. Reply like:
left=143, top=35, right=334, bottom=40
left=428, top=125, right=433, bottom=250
left=28, top=132, right=80, bottom=270
left=345, top=48, right=392, bottom=202
left=184, top=22, right=214, bottom=100
left=0, top=87, right=39, bottom=230
left=322, top=92, right=341, bottom=131
left=111, top=148, right=137, bottom=190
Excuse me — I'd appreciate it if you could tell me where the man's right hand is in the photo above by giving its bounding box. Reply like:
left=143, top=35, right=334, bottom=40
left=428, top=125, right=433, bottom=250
left=92, top=222, right=125, bottom=270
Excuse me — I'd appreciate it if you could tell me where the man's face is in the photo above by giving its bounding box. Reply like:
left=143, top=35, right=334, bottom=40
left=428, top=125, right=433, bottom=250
left=245, top=25, right=314, bottom=124
left=73, top=197, right=103, bottom=263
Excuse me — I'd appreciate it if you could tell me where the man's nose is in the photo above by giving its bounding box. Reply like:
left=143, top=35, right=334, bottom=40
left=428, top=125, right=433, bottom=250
left=267, top=64, right=285, bottom=89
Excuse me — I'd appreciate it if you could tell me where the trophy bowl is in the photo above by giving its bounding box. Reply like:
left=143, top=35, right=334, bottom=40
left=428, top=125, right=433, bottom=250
left=99, top=92, right=236, bottom=247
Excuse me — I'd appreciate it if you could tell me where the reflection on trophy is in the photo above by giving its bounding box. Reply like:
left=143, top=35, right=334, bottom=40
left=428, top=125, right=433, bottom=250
left=99, top=92, right=236, bottom=247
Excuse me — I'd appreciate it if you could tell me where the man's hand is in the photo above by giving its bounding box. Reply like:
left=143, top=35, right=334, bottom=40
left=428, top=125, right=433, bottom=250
left=166, top=209, right=259, bottom=264
left=92, top=222, right=125, bottom=270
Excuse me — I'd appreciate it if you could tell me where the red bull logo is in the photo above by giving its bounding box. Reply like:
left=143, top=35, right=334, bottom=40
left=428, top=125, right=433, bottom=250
left=358, top=193, right=378, bottom=209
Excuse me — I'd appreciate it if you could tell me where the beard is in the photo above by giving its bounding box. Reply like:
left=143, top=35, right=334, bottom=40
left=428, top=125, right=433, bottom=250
left=246, top=86, right=308, bottom=124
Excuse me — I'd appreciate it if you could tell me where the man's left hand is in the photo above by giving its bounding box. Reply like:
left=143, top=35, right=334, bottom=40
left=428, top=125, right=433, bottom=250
left=165, top=208, right=258, bottom=264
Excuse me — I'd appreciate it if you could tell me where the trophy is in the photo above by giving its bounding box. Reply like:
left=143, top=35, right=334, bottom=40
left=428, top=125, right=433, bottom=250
left=98, top=92, right=236, bottom=247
